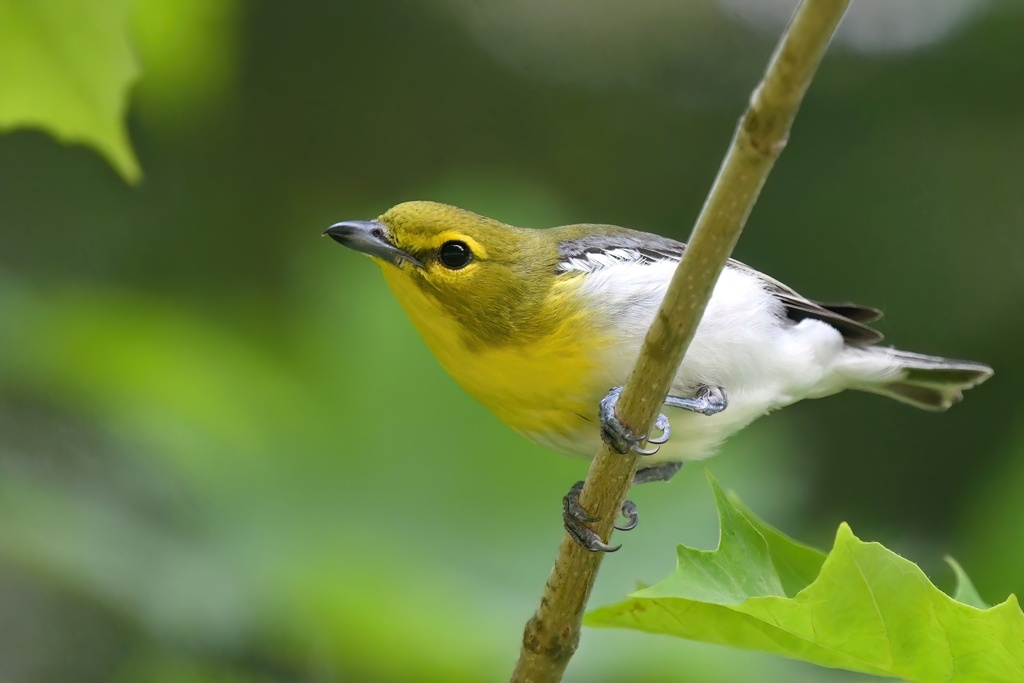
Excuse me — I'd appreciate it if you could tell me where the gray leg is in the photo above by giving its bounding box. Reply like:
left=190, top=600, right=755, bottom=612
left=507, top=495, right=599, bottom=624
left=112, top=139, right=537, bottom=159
left=599, top=386, right=655, bottom=455
left=600, top=384, right=728, bottom=456
left=561, top=462, right=685, bottom=553
left=569, top=385, right=724, bottom=553
left=562, top=481, right=621, bottom=553
left=633, top=461, right=684, bottom=486
left=663, top=384, right=727, bottom=416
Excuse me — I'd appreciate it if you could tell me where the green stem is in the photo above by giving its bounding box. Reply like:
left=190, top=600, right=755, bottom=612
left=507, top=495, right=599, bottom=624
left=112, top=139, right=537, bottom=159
left=509, top=1, right=851, bottom=681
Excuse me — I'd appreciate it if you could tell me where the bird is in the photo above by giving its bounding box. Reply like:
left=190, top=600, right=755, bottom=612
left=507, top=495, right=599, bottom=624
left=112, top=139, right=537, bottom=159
left=324, top=200, right=993, bottom=551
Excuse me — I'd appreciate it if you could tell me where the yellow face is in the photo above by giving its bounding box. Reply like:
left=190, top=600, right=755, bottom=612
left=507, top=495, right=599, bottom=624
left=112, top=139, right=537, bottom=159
left=377, top=226, right=492, bottom=319
left=372, top=201, right=562, bottom=350
left=331, top=201, right=611, bottom=443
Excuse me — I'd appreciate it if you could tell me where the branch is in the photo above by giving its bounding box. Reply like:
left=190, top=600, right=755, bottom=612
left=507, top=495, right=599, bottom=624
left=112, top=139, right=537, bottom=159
left=509, top=2, right=851, bottom=681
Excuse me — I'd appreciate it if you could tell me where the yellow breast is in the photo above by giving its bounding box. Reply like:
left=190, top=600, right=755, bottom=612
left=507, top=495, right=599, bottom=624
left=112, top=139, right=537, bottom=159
left=380, top=266, right=610, bottom=447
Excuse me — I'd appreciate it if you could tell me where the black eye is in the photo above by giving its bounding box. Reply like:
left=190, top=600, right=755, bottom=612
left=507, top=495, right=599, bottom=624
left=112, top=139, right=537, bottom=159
left=438, top=240, right=472, bottom=269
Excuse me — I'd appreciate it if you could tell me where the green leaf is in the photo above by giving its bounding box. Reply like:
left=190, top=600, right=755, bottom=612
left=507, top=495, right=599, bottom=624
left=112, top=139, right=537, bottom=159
left=728, top=492, right=826, bottom=597
left=0, top=0, right=140, bottom=182
left=946, top=556, right=989, bottom=610
left=586, top=472, right=1024, bottom=683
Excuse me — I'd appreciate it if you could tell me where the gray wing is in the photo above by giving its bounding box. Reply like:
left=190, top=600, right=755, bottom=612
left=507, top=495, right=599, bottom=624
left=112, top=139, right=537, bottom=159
left=556, top=231, right=690, bottom=270
left=725, top=258, right=884, bottom=345
left=556, top=228, right=884, bottom=346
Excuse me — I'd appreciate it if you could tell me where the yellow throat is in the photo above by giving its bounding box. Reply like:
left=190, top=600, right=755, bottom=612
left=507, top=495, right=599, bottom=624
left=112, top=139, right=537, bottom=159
left=378, top=262, right=609, bottom=443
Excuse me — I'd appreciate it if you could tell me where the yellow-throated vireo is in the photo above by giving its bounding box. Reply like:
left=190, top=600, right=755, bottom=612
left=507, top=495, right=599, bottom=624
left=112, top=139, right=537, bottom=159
left=325, top=201, right=992, bottom=551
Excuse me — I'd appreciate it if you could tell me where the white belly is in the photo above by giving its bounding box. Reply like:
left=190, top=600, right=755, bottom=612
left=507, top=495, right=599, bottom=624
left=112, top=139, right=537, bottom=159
left=528, top=261, right=898, bottom=463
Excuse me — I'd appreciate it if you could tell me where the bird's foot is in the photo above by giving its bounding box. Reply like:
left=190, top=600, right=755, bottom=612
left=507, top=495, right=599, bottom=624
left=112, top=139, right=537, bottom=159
left=562, top=481, right=639, bottom=553
left=663, top=384, right=728, bottom=416
left=562, top=463, right=683, bottom=552
left=600, top=384, right=727, bottom=456
left=633, top=461, right=684, bottom=486
left=599, top=387, right=669, bottom=455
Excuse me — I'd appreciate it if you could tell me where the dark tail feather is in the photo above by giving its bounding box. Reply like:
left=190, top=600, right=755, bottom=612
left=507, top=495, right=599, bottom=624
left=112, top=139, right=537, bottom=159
left=868, top=350, right=993, bottom=411
left=819, top=302, right=885, bottom=324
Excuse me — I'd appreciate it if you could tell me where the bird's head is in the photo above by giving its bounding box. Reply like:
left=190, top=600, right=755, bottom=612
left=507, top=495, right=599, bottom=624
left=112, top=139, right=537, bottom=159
left=325, top=201, right=562, bottom=348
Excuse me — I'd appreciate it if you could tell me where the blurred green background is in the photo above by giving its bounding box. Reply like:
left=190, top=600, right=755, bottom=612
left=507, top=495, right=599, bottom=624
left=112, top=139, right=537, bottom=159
left=1, top=1, right=1022, bottom=681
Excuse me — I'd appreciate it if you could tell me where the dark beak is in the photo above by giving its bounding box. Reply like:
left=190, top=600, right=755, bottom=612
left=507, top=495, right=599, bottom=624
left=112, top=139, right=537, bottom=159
left=322, top=220, right=423, bottom=268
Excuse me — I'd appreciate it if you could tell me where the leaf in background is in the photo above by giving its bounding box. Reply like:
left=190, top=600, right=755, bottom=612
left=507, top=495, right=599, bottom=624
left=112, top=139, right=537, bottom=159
left=586, top=472, right=1024, bottom=683
left=946, top=556, right=989, bottom=610
left=0, top=0, right=140, bottom=182
left=130, top=0, right=239, bottom=125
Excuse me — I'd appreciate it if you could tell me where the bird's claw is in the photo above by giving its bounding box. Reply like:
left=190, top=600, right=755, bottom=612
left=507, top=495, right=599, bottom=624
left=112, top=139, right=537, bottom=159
left=600, top=386, right=664, bottom=456
left=600, top=384, right=728, bottom=455
left=581, top=384, right=727, bottom=550
left=663, top=384, right=728, bottom=416
left=562, top=481, right=641, bottom=552
left=646, top=413, right=671, bottom=445
left=562, top=480, right=598, bottom=523
left=615, top=499, right=639, bottom=531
